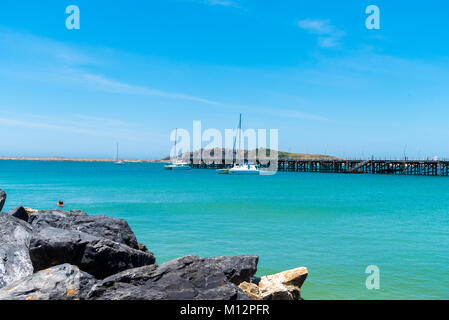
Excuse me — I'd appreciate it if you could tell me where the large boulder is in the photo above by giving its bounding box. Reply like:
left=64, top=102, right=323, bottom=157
left=0, top=214, right=34, bottom=289
left=238, top=267, right=308, bottom=300
left=0, top=189, right=6, bottom=212
left=87, top=255, right=251, bottom=300
left=29, top=210, right=140, bottom=249
left=0, top=264, right=96, bottom=300
left=8, top=206, right=29, bottom=223
left=206, top=255, right=258, bottom=285
left=30, top=227, right=156, bottom=279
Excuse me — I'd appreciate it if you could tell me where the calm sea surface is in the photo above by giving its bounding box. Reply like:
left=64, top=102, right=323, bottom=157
left=1, top=160, right=448, bottom=299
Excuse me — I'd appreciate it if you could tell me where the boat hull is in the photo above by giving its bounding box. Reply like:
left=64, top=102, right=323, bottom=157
left=228, top=169, right=260, bottom=175
left=165, top=165, right=191, bottom=170
left=226, top=164, right=260, bottom=175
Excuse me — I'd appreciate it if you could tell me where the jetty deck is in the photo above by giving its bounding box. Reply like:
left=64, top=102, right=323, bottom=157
left=188, top=158, right=449, bottom=176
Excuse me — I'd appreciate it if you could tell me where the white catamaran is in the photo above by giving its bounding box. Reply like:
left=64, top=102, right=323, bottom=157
left=217, top=114, right=260, bottom=175
left=164, top=128, right=192, bottom=171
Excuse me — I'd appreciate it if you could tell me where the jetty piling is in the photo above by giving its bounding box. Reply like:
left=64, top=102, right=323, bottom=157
left=187, top=157, right=449, bottom=176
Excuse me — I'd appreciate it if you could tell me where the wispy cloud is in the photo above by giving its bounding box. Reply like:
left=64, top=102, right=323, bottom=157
left=0, top=28, right=96, bottom=66
left=73, top=114, right=138, bottom=127
left=0, top=116, right=110, bottom=137
left=0, top=112, right=165, bottom=142
left=0, top=28, right=220, bottom=106
left=275, top=109, right=329, bottom=122
left=297, top=19, right=344, bottom=48
left=203, top=0, right=239, bottom=7
left=227, top=102, right=330, bottom=122
left=298, top=19, right=334, bottom=34
left=81, top=73, right=220, bottom=105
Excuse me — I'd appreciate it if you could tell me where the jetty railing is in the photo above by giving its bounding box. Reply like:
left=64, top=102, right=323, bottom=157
left=187, top=157, right=449, bottom=176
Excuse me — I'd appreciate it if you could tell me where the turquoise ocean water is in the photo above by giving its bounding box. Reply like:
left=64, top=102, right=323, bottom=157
left=1, top=160, right=448, bottom=299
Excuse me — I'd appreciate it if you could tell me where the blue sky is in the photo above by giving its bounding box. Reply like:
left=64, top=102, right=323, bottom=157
left=0, top=0, right=448, bottom=159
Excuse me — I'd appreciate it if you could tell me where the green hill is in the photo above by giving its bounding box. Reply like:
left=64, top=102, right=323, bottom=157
left=163, top=148, right=340, bottom=161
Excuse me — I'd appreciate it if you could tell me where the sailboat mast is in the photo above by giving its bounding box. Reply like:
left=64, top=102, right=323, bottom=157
left=232, top=135, right=236, bottom=165
left=238, top=113, right=242, bottom=165
left=232, top=116, right=239, bottom=165
left=175, top=128, right=178, bottom=159
left=116, top=142, right=119, bottom=162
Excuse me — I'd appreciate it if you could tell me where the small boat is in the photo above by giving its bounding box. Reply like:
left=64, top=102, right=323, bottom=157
left=115, top=143, right=125, bottom=165
left=164, top=159, right=191, bottom=170
left=165, top=128, right=192, bottom=170
left=218, top=114, right=260, bottom=175
left=228, top=163, right=260, bottom=175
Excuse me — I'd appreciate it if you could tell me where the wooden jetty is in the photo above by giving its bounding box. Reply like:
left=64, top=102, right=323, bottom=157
left=274, top=159, right=449, bottom=176
left=188, top=157, right=449, bottom=176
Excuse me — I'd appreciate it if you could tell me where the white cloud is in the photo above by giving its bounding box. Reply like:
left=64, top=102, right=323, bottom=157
left=73, top=115, right=138, bottom=127
left=298, top=19, right=333, bottom=35
left=297, top=19, right=344, bottom=48
left=226, top=103, right=329, bottom=122
left=275, top=109, right=329, bottom=122
left=318, top=37, right=340, bottom=48
left=81, top=73, right=220, bottom=105
left=0, top=28, right=220, bottom=106
left=204, top=0, right=239, bottom=7
left=0, top=113, right=165, bottom=143
left=0, top=116, right=109, bottom=137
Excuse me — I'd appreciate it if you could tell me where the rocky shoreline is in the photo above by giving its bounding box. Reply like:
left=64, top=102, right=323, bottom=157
left=0, top=188, right=308, bottom=300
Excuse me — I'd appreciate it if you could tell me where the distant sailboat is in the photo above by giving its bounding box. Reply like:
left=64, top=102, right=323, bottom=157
left=164, top=128, right=191, bottom=170
left=217, top=114, right=260, bottom=175
left=115, top=143, right=125, bottom=165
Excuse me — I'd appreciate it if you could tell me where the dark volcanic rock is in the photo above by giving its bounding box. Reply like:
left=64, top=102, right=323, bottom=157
left=8, top=206, right=29, bottom=222
left=0, top=264, right=96, bottom=300
left=30, top=227, right=156, bottom=279
left=0, top=189, right=6, bottom=212
left=87, top=255, right=251, bottom=300
left=138, top=242, right=150, bottom=253
left=0, top=214, right=34, bottom=289
left=206, top=255, right=259, bottom=285
left=29, top=210, right=139, bottom=249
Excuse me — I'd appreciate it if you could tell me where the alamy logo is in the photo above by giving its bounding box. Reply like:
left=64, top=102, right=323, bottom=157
left=365, top=5, right=380, bottom=30
left=66, top=5, right=80, bottom=30
left=169, top=121, right=279, bottom=174
left=365, top=265, right=380, bottom=290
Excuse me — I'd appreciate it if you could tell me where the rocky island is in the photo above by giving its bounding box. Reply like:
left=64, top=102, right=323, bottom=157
left=0, top=188, right=308, bottom=300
